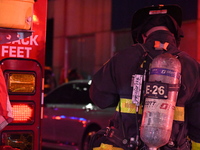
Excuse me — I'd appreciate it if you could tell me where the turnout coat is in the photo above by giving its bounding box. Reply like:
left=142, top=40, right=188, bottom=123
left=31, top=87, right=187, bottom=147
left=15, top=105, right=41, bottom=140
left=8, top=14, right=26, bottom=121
left=89, top=30, right=200, bottom=150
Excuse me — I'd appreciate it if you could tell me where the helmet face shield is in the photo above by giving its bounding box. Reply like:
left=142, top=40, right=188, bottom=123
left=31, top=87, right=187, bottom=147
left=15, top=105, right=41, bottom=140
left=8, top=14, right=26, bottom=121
left=131, top=4, right=183, bottom=44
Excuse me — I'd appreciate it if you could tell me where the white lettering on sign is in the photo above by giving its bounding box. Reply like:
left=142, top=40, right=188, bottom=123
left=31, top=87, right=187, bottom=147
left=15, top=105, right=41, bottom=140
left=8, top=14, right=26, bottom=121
left=0, top=35, right=38, bottom=58
left=2, top=46, right=32, bottom=58
left=11, top=35, right=39, bottom=46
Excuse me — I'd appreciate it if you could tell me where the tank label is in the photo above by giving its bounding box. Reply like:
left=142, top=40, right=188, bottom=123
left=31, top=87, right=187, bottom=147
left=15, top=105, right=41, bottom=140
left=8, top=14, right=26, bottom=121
left=145, top=82, right=168, bottom=99
left=150, top=68, right=181, bottom=79
left=142, top=99, right=176, bottom=128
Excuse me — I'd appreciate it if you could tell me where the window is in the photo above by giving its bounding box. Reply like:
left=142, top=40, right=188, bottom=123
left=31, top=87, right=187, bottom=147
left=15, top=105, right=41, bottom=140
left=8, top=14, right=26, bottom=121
left=44, top=82, right=92, bottom=105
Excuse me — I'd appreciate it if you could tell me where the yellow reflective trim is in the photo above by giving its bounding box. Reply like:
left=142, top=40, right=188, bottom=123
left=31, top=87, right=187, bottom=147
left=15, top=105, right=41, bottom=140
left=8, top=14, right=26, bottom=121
left=191, top=140, right=200, bottom=150
left=174, top=106, right=184, bottom=121
left=93, top=143, right=124, bottom=150
left=116, top=98, right=143, bottom=114
left=116, top=98, right=184, bottom=121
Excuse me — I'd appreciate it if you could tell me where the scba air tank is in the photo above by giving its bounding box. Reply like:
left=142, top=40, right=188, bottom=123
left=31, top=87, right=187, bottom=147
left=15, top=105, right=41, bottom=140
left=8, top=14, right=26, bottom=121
left=140, top=53, right=181, bottom=150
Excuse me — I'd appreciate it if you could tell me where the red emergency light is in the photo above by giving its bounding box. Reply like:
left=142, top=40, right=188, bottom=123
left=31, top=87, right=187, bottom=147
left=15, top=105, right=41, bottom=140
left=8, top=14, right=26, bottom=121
left=11, top=103, right=34, bottom=124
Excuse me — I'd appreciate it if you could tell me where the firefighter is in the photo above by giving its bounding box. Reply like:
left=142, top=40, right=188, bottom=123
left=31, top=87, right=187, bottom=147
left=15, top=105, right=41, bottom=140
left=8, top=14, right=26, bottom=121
left=89, top=4, right=200, bottom=150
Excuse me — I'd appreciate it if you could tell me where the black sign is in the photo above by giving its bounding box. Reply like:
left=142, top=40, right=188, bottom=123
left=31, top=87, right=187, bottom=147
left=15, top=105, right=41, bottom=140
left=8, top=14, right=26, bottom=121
left=145, top=82, right=168, bottom=99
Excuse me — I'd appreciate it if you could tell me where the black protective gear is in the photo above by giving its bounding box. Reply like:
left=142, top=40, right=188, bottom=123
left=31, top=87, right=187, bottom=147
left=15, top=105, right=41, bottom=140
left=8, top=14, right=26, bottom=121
left=131, top=4, right=184, bottom=46
left=90, top=30, right=200, bottom=150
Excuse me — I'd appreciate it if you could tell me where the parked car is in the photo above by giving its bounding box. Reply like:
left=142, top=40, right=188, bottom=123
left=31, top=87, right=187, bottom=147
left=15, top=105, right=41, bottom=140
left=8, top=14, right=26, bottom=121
left=42, top=80, right=115, bottom=150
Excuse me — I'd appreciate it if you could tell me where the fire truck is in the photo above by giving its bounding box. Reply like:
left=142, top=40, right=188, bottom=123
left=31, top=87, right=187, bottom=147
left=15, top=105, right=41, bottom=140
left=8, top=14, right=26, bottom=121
left=0, top=0, right=47, bottom=150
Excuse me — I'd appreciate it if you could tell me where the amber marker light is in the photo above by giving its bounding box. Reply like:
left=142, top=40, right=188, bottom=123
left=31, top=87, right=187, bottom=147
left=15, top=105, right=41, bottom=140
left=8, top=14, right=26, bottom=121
left=8, top=73, right=36, bottom=94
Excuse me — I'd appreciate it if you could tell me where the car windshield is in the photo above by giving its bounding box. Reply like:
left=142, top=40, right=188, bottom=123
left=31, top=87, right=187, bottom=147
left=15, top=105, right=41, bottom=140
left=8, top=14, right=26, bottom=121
left=44, top=81, right=92, bottom=105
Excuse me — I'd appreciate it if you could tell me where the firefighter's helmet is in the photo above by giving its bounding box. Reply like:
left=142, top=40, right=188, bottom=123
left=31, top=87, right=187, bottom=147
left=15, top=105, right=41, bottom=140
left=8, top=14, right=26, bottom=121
left=131, top=4, right=184, bottom=45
